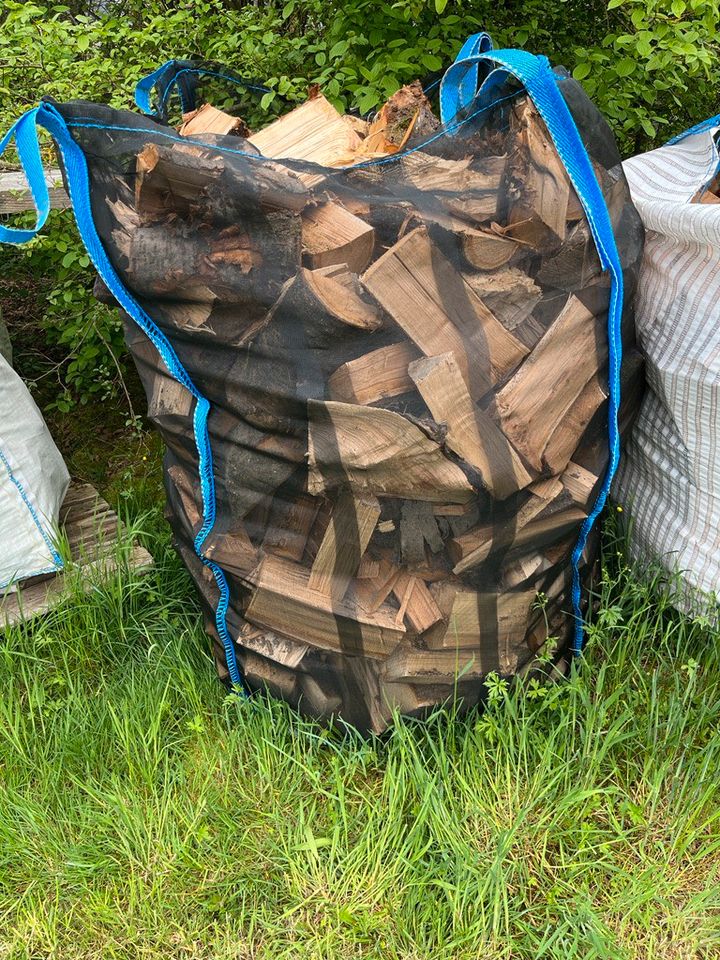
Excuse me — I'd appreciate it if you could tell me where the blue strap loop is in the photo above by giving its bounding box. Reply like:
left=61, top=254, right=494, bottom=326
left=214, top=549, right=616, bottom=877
left=439, top=32, right=494, bottom=125
left=0, top=108, right=51, bottom=244
left=135, top=59, right=270, bottom=120
left=0, top=101, right=245, bottom=690
left=447, top=48, right=624, bottom=654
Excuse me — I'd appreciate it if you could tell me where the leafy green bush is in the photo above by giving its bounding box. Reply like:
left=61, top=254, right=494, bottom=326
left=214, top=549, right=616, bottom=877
left=1, top=0, right=718, bottom=409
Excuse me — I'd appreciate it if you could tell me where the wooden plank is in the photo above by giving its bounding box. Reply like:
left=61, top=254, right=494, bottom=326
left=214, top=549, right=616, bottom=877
left=236, top=622, right=309, bottom=669
left=244, top=554, right=406, bottom=658
left=328, top=341, right=419, bottom=405
left=408, top=352, right=532, bottom=499
left=493, top=296, right=606, bottom=472
left=0, top=168, right=68, bottom=214
left=362, top=226, right=528, bottom=398
left=382, top=647, right=484, bottom=685
left=307, top=399, right=474, bottom=504
left=308, top=490, right=381, bottom=600
left=1, top=483, right=152, bottom=628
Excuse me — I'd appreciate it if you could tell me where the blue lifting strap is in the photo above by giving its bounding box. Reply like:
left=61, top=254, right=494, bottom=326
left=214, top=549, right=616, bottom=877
left=439, top=32, right=494, bottom=126
left=135, top=59, right=270, bottom=120
left=0, top=100, right=245, bottom=690
left=442, top=48, right=624, bottom=654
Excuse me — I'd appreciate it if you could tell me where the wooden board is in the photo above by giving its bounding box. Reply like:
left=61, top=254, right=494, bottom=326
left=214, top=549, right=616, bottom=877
left=0, top=482, right=153, bottom=628
left=0, top=168, right=69, bottom=214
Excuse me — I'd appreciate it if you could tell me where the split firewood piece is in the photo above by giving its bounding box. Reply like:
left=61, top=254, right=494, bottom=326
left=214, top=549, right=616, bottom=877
left=307, top=490, right=381, bottom=601
left=236, top=622, right=309, bottom=669
left=383, top=648, right=484, bottom=685
left=328, top=341, right=420, bottom=405
left=464, top=269, right=542, bottom=332
left=240, top=650, right=299, bottom=701
left=501, top=552, right=550, bottom=588
left=167, top=463, right=203, bottom=537
left=245, top=554, right=405, bottom=658
left=307, top=399, right=474, bottom=503
left=135, top=142, right=225, bottom=222
left=280, top=268, right=383, bottom=344
left=147, top=371, right=194, bottom=423
left=357, top=555, right=380, bottom=579
left=202, top=523, right=259, bottom=579
left=535, top=220, right=602, bottom=292
left=503, top=99, right=572, bottom=251
left=427, top=583, right=536, bottom=670
left=460, top=225, right=520, bottom=270
left=248, top=94, right=363, bottom=166
left=399, top=500, right=443, bottom=563
left=353, top=556, right=403, bottom=614
left=362, top=227, right=528, bottom=399
left=399, top=153, right=504, bottom=223
left=541, top=371, right=608, bottom=476
left=561, top=461, right=600, bottom=509
left=343, top=114, right=370, bottom=138
left=156, top=300, right=215, bottom=335
left=179, top=103, right=250, bottom=138
left=362, top=80, right=440, bottom=156
left=135, top=141, right=308, bottom=224
left=302, top=202, right=375, bottom=273
left=211, top=411, right=305, bottom=521
left=262, top=492, right=321, bottom=562
left=300, top=673, right=343, bottom=716
left=390, top=570, right=444, bottom=633
left=409, top=352, right=533, bottom=499
left=493, top=296, right=606, bottom=473
left=448, top=476, right=564, bottom=574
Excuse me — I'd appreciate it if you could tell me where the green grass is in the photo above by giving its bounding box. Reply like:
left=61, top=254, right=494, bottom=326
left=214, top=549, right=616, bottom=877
left=0, top=509, right=718, bottom=959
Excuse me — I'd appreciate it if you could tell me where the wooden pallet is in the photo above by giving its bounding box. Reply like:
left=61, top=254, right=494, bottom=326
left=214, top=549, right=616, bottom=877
left=0, top=482, right=153, bottom=628
left=0, top=167, right=69, bottom=215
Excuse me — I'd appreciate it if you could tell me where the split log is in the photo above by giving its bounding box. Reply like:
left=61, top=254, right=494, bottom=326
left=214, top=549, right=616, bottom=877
left=240, top=650, right=299, bottom=700
left=464, top=268, right=542, bottom=332
left=167, top=464, right=203, bottom=538
left=307, top=490, right=381, bottom=600
left=390, top=571, right=444, bottom=632
left=235, top=622, right=309, bottom=669
left=328, top=341, right=420, bottom=405
left=248, top=94, right=363, bottom=167
left=493, top=295, right=607, bottom=472
left=561, top=461, right=600, bottom=508
left=363, top=81, right=440, bottom=154
left=408, top=351, right=533, bottom=499
left=399, top=500, right=443, bottom=563
left=541, top=372, right=608, bottom=476
left=459, top=225, right=520, bottom=270
left=147, top=371, right=194, bottom=422
left=307, top=399, right=475, bottom=503
left=398, top=153, right=503, bottom=222
left=276, top=268, right=382, bottom=345
left=180, top=103, right=250, bottom=138
left=353, top=556, right=403, bottom=614
left=448, top=476, right=565, bottom=574
left=202, top=523, right=258, bottom=578
left=362, top=227, right=528, bottom=399
left=383, top=648, right=484, bottom=685
left=245, top=554, right=406, bottom=658
left=503, top=99, right=572, bottom=251
left=300, top=673, right=343, bottom=716
left=427, top=583, right=536, bottom=669
left=262, top=492, right=321, bottom=562
left=302, top=202, right=375, bottom=273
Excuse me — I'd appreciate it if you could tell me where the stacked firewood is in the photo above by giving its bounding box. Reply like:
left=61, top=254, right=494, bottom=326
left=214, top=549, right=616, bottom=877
left=99, top=79, right=644, bottom=732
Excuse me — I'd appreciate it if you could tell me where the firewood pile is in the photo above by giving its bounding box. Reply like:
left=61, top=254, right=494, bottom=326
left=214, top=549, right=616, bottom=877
left=94, top=76, right=645, bottom=732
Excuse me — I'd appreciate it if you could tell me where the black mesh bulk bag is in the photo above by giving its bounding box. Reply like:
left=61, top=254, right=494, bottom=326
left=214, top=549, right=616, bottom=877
left=0, top=40, right=644, bottom=733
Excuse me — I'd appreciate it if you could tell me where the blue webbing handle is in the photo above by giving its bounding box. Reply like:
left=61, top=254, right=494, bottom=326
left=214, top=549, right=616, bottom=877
left=439, top=32, right=494, bottom=126
left=0, top=108, right=51, bottom=244
left=0, top=102, right=246, bottom=690
left=443, top=49, right=625, bottom=655
left=135, top=59, right=270, bottom=120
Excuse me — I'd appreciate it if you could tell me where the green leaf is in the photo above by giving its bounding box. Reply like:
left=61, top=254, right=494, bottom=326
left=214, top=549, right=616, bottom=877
left=615, top=58, right=636, bottom=76
left=282, top=0, right=295, bottom=17
left=435, top=0, right=449, bottom=12
left=573, top=62, right=592, bottom=80
left=671, top=0, right=686, bottom=15
left=329, top=40, right=349, bottom=59
left=640, top=116, right=656, bottom=137
left=76, top=34, right=89, bottom=52
left=260, top=91, right=276, bottom=111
